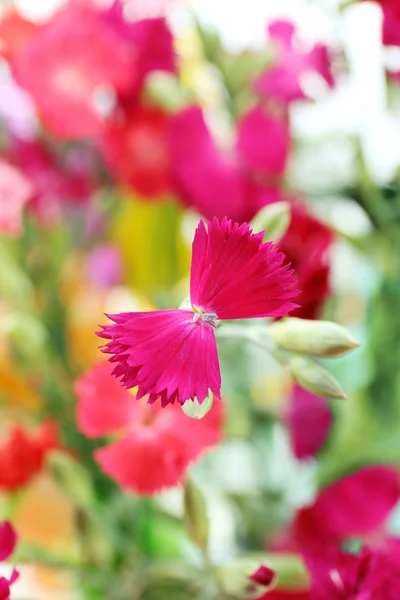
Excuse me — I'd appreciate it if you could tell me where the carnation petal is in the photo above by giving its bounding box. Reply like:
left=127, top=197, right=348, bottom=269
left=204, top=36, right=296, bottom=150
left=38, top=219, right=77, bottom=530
left=236, top=106, right=290, bottom=177
left=170, top=106, right=248, bottom=222
left=95, top=400, right=222, bottom=494
left=0, top=523, right=17, bottom=562
left=75, top=361, right=135, bottom=438
left=285, top=385, right=332, bottom=461
left=295, top=466, right=400, bottom=550
left=190, top=218, right=299, bottom=320
left=98, top=309, right=221, bottom=405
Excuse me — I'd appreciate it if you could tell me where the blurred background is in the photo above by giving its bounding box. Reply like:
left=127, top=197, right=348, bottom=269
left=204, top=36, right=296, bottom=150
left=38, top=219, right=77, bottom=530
left=1, top=0, right=400, bottom=598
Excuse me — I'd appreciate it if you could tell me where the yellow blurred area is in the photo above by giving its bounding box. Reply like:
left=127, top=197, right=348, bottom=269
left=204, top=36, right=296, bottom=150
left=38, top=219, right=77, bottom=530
left=111, top=196, right=190, bottom=298
left=0, top=343, right=43, bottom=413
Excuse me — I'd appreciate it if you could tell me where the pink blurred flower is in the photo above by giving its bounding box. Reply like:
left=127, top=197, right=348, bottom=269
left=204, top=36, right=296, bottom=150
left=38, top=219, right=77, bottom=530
left=75, top=361, right=223, bottom=493
left=277, top=202, right=333, bottom=320
left=13, top=3, right=137, bottom=139
left=86, top=244, right=122, bottom=289
left=8, top=139, right=93, bottom=226
left=262, top=539, right=400, bottom=599
left=285, top=385, right=332, bottom=461
left=255, top=20, right=334, bottom=104
left=380, top=0, right=400, bottom=46
left=294, top=466, right=400, bottom=552
left=0, top=8, right=39, bottom=63
left=0, top=521, right=18, bottom=600
left=0, top=158, right=32, bottom=236
left=0, top=422, right=60, bottom=492
left=307, top=539, right=400, bottom=599
left=236, top=106, right=290, bottom=178
left=104, top=3, right=176, bottom=89
left=100, top=102, right=171, bottom=198
left=0, top=523, right=17, bottom=563
left=98, top=217, right=298, bottom=406
left=170, top=105, right=289, bottom=221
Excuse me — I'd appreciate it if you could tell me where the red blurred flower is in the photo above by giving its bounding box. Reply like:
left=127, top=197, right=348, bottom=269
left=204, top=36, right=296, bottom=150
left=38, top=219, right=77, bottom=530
left=294, top=466, right=400, bottom=552
left=75, top=361, right=223, bottom=493
left=100, top=102, right=171, bottom=198
left=285, top=385, right=332, bottom=461
left=0, top=158, right=33, bottom=236
left=170, top=105, right=290, bottom=221
left=0, top=8, right=40, bottom=63
left=255, top=20, right=334, bottom=104
left=0, top=422, right=60, bottom=492
left=0, top=521, right=18, bottom=600
left=277, top=202, right=334, bottom=319
left=98, top=218, right=298, bottom=406
left=13, top=3, right=137, bottom=139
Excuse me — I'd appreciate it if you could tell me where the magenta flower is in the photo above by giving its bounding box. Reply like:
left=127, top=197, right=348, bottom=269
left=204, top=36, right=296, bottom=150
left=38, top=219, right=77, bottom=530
left=170, top=105, right=290, bottom=222
left=0, top=521, right=18, bottom=600
left=294, top=466, right=400, bottom=551
left=98, top=218, right=298, bottom=406
left=75, top=361, right=223, bottom=493
left=285, top=385, right=332, bottom=461
left=305, top=539, right=400, bottom=599
left=381, top=0, right=400, bottom=46
left=255, top=20, right=334, bottom=104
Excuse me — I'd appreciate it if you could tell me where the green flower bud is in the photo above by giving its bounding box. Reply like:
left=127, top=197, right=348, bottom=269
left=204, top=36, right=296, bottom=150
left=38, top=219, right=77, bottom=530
left=218, top=554, right=309, bottom=597
left=269, top=318, right=360, bottom=358
left=184, top=479, right=209, bottom=551
left=250, top=202, right=290, bottom=243
left=288, top=356, right=346, bottom=399
left=145, top=72, right=190, bottom=112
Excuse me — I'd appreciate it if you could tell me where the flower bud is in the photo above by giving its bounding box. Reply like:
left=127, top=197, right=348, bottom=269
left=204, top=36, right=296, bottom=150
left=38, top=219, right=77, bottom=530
left=184, top=479, right=209, bottom=550
left=145, top=72, right=190, bottom=112
left=269, top=318, right=360, bottom=358
left=288, top=356, right=346, bottom=399
left=2, top=312, right=47, bottom=364
left=218, top=554, right=308, bottom=597
left=250, top=201, right=290, bottom=243
left=181, top=394, right=214, bottom=420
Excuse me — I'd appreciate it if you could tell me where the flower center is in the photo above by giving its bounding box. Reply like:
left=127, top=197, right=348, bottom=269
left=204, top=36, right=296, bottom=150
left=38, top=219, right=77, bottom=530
left=192, top=306, right=218, bottom=328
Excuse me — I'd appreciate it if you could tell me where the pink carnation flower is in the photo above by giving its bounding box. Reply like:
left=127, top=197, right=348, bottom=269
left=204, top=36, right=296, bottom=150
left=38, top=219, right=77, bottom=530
left=75, top=361, right=223, bottom=493
left=98, top=217, right=299, bottom=406
left=255, top=20, right=334, bottom=104
left=0, top=158, right=32, bottom=236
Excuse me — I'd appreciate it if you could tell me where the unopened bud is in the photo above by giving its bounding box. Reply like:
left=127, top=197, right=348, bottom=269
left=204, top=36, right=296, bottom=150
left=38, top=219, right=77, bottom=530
left=2, top=313, right=47, bottom=363
left=250, top=202, right=290, bottom=243
left=181, top=393, right=213, bottom=420
left=145, top=72, right=190, bottom=112
left=184, top=479, right=209, bottom=550
left=219, top=554, right=308, bottom=598
left=288, top=357, right=346, bottom=399
left=269, top=318, right=360, bottom=358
